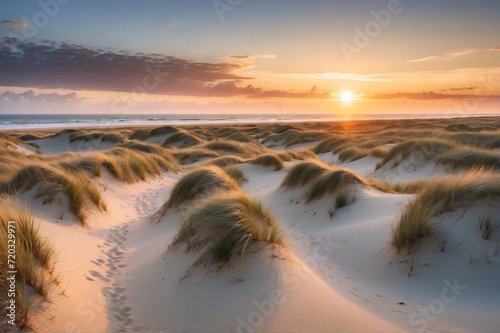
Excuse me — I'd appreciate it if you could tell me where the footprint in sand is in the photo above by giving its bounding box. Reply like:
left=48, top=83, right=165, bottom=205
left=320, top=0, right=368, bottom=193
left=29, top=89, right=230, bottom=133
left=87, top=222, right=135, bottom=331
left=134, top=187, right=165, bottom=219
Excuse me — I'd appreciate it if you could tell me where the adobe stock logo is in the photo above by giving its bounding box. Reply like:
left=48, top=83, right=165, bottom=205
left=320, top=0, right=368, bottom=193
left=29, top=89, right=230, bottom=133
left=213, top=0, right=244, bottom=21
left=339, top=0, right=404, bottom=64
left=8, top=0, right=71, bottom=39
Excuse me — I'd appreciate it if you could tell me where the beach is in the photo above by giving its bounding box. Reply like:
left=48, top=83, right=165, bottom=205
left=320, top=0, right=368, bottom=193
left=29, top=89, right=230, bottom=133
left=1, top=116, right=499, bottom=333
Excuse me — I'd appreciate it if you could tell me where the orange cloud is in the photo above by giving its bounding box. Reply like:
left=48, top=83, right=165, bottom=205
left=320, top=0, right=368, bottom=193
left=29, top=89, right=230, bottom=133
left=409, top=48, right=478, bottom=62
left=1, top=20, right=29, bottom=33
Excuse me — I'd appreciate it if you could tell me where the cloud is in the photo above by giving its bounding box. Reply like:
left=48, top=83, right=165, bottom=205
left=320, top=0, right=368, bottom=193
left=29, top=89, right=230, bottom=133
left=409, top=48, right=478, bottom=62
left=247, top=86, right=332, bottom=99
left=0, top=90, right=83, bottom=103
left=319, top=72, right=389, bottom=82
left=366, top=91, right=500, bottom=100
left=0, top=38, right=327, bottom=99
left=219, top=54, right=277, bottom=64
left=440, top=87, right=476, bottom=92
left=263, top=72, right=390, bottom=82
left=165, top=21, right=184, bottom=28
left=0, top=37, right=249, bottom=96
left=1, top=20, right=29, bottom=33
left=487, top=47, right=500, bottom=52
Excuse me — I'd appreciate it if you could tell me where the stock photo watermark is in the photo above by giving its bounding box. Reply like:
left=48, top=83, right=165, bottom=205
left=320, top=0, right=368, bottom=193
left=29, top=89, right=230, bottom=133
left=339, top=0, right=407, bottom=64
left=408, top=277, right=467, bottom=333
left=64, top=267, right=135, bottom=332
left=5, top=220, right=17, bottom=326
left=213, top=0, right=244, bottom=21
left=8, top=0, right=71, bottom=39
left=235, top=235, right=341, bottom=333
left=71, top=65, right=171, bottom=153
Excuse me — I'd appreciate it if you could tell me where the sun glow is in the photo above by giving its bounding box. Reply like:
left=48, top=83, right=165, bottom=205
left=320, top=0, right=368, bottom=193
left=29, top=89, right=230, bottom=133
left=340, top=91, right=354, bottom=104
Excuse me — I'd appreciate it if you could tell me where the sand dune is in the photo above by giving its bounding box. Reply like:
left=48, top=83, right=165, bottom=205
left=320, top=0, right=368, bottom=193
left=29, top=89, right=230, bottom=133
left=1, top=117, right=499, bottom=332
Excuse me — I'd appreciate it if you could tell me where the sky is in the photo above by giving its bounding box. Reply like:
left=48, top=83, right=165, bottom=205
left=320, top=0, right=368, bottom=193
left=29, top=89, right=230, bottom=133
left=0, top=0, right=499, bottom=115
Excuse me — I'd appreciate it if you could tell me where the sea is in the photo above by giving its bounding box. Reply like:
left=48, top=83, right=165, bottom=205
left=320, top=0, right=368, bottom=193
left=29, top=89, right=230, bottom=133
left=0, top=113, right=497, bottom=131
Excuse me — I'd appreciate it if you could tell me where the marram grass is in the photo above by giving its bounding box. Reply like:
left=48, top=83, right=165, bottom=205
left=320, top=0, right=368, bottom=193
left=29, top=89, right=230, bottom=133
left=170, top=191, right=284, bottom=273
left=250, top=153, right=284, bottom=171
left=155, top=166, right=239, bottom=219
left=0, top=197, right=56, bottom=329
left=392, top=169, right=500, bottom=252
left=305, top=167, right=365, bottom=203
left=280, top=160, right=331, bottom=190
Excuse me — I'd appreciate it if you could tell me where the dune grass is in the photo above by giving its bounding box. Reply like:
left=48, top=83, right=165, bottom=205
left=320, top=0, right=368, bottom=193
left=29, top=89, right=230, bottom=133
left=172, top=148, right=219, bottom=165
left=149, top=125, right=180, bottom=138
left=0, top=133, right=24, bottom=149
left=479, top=213, right=497, bottom=240
left=445, top=123, right=476, bottom=132
left=263, top=129, right=331, bottom=148
left=276, top=149, right=318, bottom=161
left=17, top=134, right=43, bottom=142
left=161, top=131, right=203, bottom=148
left=282, top=131, right=332, bottom=147
left=368, top=178, right=429, bottom=194
left=0, top=197, right=56, bottom=328
left=200, top=155, right=248, bottom=168
left=376, top=139, right=454, bottom=169
left=106, top=146, right=179, bottom=180
left=448, top=132, right=500, bottom=149
left=0, top=163, right=106, bottom=224
left=225, top=133, right=253, bottom=143
left=338, top=147, right=370, bottom=162
left=392, top=169, right=500, bottom=252
left=129, top=129, right=150, bottom=141
left=222, top=165, right=247, bottom=185
left=56, top=154, right=104, bottom=177
left=51, top=129, right=83, bottom=139
left=335, top=191, right=354, bottom=209
left=269, top=124, right=301, bottom=133
left=280, top=160, right=331, bottom=190
left=117, top=140, right=174, bottom=159
left=369, top=146, right=391, bottom=159
left=211, top=127, right=242, bottom=138
left=170, top=191, right=284, bottom=273
left=156, top=166, right=240, bottom=219
left=305, top=167, right=365, bottom=203
left=68, top=132, right=100, bottom=143
left=437, top=147, right=500, bottom=170
left=313, top=137, right=352, bottom=154
left=250, top=153, right=284, bottom=171
left=200, top=140, right=264, bottom=157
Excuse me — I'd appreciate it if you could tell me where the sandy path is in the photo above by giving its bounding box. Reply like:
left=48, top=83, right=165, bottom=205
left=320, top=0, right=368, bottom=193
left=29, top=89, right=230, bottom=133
left=82, top=179, right=169, bottom=333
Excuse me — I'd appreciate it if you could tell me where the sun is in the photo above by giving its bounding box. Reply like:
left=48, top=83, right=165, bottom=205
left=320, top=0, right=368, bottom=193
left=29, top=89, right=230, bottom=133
left=340, top=91, right=354, bottom=104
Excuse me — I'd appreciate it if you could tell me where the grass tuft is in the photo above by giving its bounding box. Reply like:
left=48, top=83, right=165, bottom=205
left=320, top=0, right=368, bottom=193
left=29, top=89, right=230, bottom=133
left=170, top=191, right=284, bottom=273
left=0, top=197, right=56, bottom=328
left=377, top=139, right=454, bottom=169
left=479, top=213, right=497, bottom=240
left=0, top=164, right=106, bottom=224
left=280, top=160, right=331, bottom=190
left=149, top=125, right=180, bottom=137
left=222, top=165, right=247, bottom=185
left=200, top=155, right=248, bottom=168
left=305, top=167, right=364, bottom=203
left=335, top=191, right=354, bottom=209
left=162, top=131, right=203, bottom=148
left=437, top=147, right=500, bottom=170
left=392, top=169, right=500, bottom=252
left=156, top=166, right=239, bottom=219
left=251, top=154, right=284, bottom=171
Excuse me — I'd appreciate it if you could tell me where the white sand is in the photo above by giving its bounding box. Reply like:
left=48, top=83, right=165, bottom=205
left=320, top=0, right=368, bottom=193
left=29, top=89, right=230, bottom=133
left=14, top=139, right=499, bottom=333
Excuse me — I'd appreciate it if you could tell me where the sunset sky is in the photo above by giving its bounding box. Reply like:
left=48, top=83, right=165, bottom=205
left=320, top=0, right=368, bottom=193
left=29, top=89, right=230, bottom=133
left=0, top=0, right=499, bottom=115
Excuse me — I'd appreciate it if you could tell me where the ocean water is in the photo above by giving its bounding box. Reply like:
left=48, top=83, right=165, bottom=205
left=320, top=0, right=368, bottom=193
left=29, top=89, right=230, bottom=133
left=0, top=113, right=495, bottom=131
